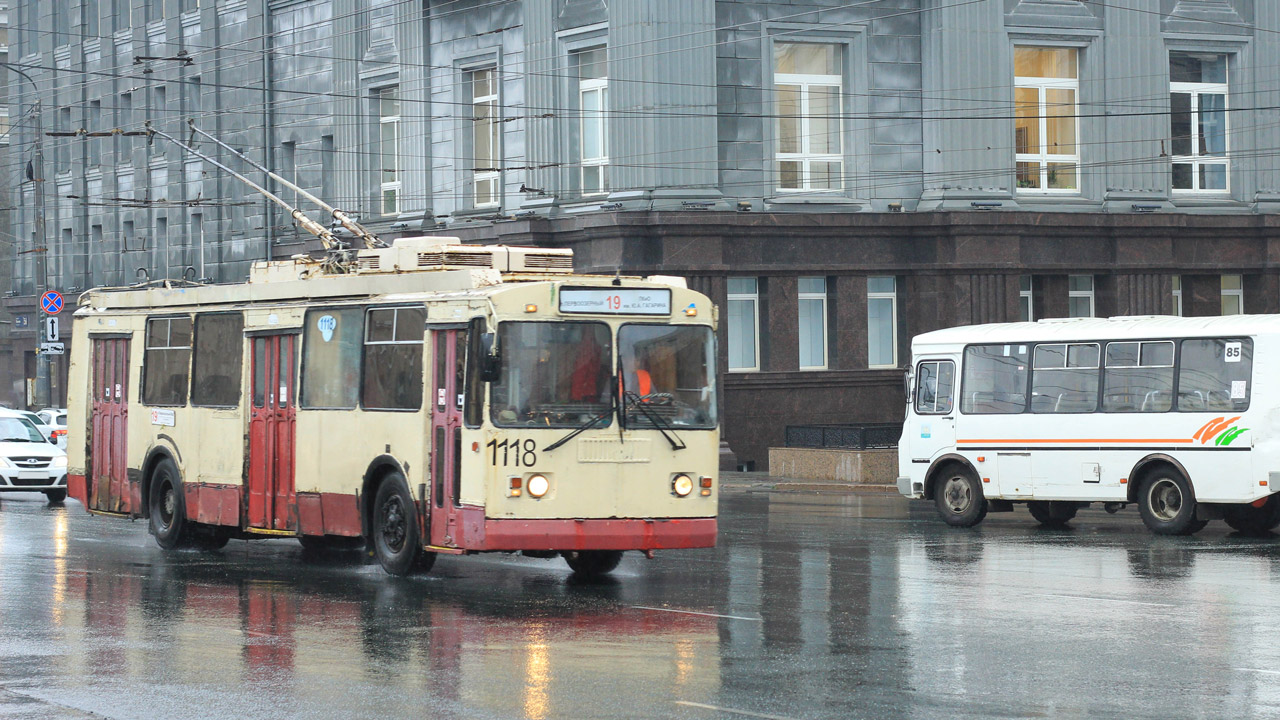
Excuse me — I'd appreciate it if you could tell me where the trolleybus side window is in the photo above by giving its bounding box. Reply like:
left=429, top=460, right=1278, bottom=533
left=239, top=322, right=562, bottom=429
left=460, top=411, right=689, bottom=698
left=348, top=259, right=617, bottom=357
left=1031, top=343, right=1099, bottom=413
left=362, top=306, right=426, bottom=411
left=618, top=324, right=718, bottom=429
left=1102, top=341, right=1173, bottom=412
left=1177, top=338, right=1252, bottom=412
left=191, top=312, right=244, bottom=407
left=491, top=322, right=612, bottom=428
left=301, top=308, right=363, bottom=409
left=143, top=316, right=193, bottom=406
left=463, top=318, right=486, bottom=428
left=960, top=344, right=1029, bottom=414
left=914, top=360, right=954, bottom=415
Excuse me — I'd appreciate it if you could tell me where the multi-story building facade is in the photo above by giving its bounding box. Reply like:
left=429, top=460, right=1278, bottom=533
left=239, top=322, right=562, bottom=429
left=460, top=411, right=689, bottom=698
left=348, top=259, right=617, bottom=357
left=5, top=0, right=1276, bottom=468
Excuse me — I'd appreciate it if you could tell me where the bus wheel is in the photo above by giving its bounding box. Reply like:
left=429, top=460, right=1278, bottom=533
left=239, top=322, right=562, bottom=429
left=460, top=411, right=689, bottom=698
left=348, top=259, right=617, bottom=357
left=1138, top=471, right=1199, bottom=535
left=149, top=458, right=192, bottom=550
left=933, top=467, right=988, bottom=528
left=1223, top=497, right=1280, bottom=534
left=372, top=473, right=429, bottom=576
left=562, top=550, right=623, bottom=577
left=1027, top=501, right=1078, bottom=528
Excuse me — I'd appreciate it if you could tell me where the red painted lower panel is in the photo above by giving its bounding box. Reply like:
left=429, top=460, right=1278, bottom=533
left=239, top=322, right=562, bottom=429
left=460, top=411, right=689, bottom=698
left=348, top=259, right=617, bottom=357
left=320, top=493, right=361, bottom=537
left=296, top=493, right=324, bottom=536
left=68, top=473, right=88, bottom=507
left=183, top=483, right=242, bottom=527
left=465, top=516, right=718, bottom=552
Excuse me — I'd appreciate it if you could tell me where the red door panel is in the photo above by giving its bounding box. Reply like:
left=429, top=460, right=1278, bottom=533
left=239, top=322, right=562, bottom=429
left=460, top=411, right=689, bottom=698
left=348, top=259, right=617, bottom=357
left=428, top=330, right=466, bottom=547
left=90, top=338, right=129, bottom=513
left=247, top=334, right=297, bottom=531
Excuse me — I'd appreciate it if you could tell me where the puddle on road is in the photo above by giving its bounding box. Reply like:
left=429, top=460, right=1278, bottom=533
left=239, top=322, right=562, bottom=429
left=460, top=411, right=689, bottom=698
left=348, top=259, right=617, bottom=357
left=765, top=492, right=913, bottom=520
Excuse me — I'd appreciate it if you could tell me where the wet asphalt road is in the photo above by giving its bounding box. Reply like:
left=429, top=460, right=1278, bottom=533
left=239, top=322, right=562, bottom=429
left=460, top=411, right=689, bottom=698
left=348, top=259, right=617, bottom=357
left=2, top=491, right=1280, bottom=720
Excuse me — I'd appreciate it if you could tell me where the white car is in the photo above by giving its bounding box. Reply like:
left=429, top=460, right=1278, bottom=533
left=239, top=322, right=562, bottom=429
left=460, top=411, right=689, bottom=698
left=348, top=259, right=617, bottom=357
left=0, top=411, right=68, bottom=503
left=35, top=409, right=67, bottom=450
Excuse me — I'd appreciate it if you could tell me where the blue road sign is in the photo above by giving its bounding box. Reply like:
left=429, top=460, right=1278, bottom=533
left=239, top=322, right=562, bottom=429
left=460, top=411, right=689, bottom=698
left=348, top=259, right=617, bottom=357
left=40, top=291, right=63, bottom=315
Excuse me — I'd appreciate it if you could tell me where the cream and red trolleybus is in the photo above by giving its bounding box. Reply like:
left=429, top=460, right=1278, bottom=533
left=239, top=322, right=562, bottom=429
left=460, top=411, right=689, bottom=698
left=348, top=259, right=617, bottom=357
left=66, top=238, right=719, bottom=576
left=897, top=315, right=1280, bottom=535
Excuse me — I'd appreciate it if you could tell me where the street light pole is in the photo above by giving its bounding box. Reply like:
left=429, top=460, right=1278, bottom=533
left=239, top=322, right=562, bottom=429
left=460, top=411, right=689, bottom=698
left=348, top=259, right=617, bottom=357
left=3, top=62, right=50, bottom=409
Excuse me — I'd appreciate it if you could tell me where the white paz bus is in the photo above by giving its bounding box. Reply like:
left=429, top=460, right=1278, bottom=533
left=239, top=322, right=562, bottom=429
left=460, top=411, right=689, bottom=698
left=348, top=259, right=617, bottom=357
left=66, top=238, right=719, bottom=576
left=898, top=315, right=1280, bottom=535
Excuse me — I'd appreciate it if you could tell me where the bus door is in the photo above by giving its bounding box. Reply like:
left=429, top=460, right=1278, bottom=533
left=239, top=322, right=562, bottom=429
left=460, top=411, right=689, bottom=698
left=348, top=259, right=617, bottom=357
left=90, top=337, right=130, bottom=513
left=247, top=333, right=297, bottom=531
left=428, top=328, right=466, bottom=547
left=910, top=358, right=956, bottom=463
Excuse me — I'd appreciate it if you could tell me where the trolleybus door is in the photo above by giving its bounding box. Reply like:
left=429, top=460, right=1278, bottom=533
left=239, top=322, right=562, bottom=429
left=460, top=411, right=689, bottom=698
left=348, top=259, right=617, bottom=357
left=90, top=337, right=130, bottom=513
left=248, top=333, right=297, bottom=531
left=428, top=329, right=465, bottom=547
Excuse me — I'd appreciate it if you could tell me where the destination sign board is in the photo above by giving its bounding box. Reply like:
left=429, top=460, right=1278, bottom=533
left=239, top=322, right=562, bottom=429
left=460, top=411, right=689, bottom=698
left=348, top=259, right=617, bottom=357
left=558, top=287, right=671, bottom=316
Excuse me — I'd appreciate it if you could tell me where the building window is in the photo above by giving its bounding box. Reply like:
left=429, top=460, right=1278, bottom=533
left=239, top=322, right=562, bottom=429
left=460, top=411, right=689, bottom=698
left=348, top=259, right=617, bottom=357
left=1015, top=47, right=1078, bottom=192
left=798, top=277, right=827, bottom=369
left=727, top=278, right=759, bottom=371
left=1171, top=52, right=1228, bottom=193
left=376, top=87, right=400, bottom=216
left=577, top=48, right=608, bottom=195
left=117, top=169, right=134, bottom=200
left=185, top=160, right=203, bottom=200
left=471, top=68, right=500, bottom=208
left=775, top=42, right=843, bottom=192
left=1172, top=275, right=1183, bottom=316
left=867, top=276, right=897, bottom=368
left=1019, top=275, right=1034, bottom=322
left=1221, top=274, right=1242, bottom=315
left=148, top=161, right=168, bottom=202
left=1068, top=274, right=1094, bottom=317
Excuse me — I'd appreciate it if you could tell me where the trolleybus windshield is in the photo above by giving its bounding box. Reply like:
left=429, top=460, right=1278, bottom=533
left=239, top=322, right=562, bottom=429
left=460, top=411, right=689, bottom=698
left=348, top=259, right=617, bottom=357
left=491, top=321, right=613, bottom=427
left=619, top=324, right=717, bottom=429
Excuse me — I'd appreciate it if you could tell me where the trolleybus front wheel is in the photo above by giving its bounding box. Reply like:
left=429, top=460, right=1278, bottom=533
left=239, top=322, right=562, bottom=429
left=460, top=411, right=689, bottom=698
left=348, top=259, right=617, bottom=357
left=561, top=550, right=623, bottom=577
left=1223, top=496, right=1280, bottom=535
left=372, top=473, right=436, bottom=576
left=933, top=466, right=988, bottom=528
left=1138, top=470, right=1201, bottom=535
left=1027, top=501, right=1078, bottom=528
left=149, top=458, right=191, bottom=550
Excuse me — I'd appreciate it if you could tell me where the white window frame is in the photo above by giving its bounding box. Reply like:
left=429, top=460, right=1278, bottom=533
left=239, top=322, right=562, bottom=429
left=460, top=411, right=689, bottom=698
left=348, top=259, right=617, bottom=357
left=727, top=278, right=760, bottom=372
left=376, top=86, right=400, bottom=216
left=1170, top=53, right=1230, bottom=195
left=1019, top=275, right=1034, bottom=322
left=1068, top=274, right=1094, bottom=318
left=471, top=67, right=501, bottom=208
left=867, top=276, right=897, bottom=368
left=798, top=277, right=828, bottom=370
left=1221, top=274, right=1243, bottom=316
left=1171, top=275, right=1183, bottom=316
left=774, top=43, right=843, bottom=193
left=578, top=48, right=608, bottom=196
left=1014, top=47, right=1080, bottom=194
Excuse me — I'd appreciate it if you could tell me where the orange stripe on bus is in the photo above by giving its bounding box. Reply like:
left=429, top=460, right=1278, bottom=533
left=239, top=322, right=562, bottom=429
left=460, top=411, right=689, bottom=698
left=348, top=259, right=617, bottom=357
left=1192, top=418, right=1221, bottom=442
left=957, top=438, right=1194, bottom=444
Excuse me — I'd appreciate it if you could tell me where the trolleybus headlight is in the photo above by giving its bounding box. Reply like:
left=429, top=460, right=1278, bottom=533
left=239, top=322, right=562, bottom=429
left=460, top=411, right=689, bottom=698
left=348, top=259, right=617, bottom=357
left=672, top=474, right=694, bottom=497
left=527, top=474, right=550, bottom=498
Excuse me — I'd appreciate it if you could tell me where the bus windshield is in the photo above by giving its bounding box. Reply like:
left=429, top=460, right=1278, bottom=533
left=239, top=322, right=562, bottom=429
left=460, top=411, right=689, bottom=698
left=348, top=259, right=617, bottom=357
left=491, top=322, right=612, bottom=427
left=619, top=324, right=717, bottom=429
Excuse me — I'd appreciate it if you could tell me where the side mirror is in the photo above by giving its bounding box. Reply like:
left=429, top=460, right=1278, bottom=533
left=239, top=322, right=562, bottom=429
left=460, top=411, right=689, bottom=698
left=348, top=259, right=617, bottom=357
left=480, top=333, right=501, bottom=382
left=903, top=369, right=914, bottom=404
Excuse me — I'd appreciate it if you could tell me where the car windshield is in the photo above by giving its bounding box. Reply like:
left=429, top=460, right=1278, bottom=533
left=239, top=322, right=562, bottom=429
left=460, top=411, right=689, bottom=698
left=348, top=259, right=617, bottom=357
left=0, top=417, right=48, bottom=443
left=490, top=322, right=613, bottom=428
left=618, top=324, right=717, bottom=429
left=22, top=412, right=44, bottom=426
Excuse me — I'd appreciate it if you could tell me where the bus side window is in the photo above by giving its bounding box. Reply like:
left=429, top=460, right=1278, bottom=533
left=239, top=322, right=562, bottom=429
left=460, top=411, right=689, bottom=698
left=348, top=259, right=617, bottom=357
left=915, top=361, right=954, bottom=415
left=1177, top=338, right=1252, bottom=412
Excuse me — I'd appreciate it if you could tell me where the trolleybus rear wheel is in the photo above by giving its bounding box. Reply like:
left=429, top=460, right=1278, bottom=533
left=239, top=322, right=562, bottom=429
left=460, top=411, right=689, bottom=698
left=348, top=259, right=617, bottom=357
left=561, top=550, right=624, bottom=577
left=149, top=458, right=192, bottom=549
left=933, top=466, right=988, bottom=528
left=1027, top=501, right=1078, bottom=528
left=1138, top=470, right=1200, bottom=535
left=372, top=473, right=435, bottom=576
left=1223, top=496, right=1280, bottom=534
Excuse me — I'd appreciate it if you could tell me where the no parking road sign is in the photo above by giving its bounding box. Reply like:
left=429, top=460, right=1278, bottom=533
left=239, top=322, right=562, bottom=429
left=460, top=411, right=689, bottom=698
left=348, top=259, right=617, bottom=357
left=40, top=290, right=64, bottom=315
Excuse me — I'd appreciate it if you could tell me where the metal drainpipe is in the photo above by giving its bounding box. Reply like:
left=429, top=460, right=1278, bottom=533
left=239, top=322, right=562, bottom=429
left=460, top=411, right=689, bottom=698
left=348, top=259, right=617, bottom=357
left=261, top=0, right=274, bottom=261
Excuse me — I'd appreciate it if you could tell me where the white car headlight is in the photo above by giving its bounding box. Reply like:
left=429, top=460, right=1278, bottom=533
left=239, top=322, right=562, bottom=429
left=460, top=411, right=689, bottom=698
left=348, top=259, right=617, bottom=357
left=52, top=456, right=68, bottom=468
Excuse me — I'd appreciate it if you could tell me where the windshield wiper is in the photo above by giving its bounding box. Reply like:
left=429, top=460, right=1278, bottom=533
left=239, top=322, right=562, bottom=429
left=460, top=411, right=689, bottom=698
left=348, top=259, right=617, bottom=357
left=543, top=406, right=614, bottom=453
left=0, top=437, right=31, bottom=443
left=623, top=392, right=686, bottom=451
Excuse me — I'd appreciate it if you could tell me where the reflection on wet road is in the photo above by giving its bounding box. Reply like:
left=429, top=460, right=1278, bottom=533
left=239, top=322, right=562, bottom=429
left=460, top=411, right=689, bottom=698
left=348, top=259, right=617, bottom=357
left=2, top=492, right=1280, bottom=719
